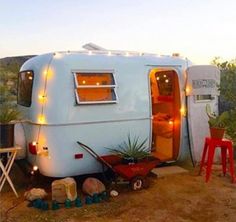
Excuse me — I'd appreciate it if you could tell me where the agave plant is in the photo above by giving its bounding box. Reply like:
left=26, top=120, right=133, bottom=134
left=206, top=104, right=229, bottom=128
left=0, top=104, right=21, bottom=124
left=108, top=134, right=150, bottom=161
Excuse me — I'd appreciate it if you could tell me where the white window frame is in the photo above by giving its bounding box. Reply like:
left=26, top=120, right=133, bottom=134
left=72, top=70, right=118, bottom=105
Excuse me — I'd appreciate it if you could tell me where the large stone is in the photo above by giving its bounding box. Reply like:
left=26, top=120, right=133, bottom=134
left=52, top=177, right=77, bottom=203
left=82, top=177, right=106, bottom=196
left=24, top=188, right=47, bottom=201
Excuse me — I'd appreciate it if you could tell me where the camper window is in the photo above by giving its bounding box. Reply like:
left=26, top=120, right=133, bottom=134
left=74, top=72, right=117, bottom=104
left=17, top=70, right=34, bottom=107
left=194, top=94, right=212, bottom=102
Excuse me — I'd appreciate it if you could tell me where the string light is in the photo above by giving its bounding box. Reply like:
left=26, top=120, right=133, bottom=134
left=32, top=141, right=37, bottom=146
left=156, top=77, right=160, bottom=81
left=38, top=94, right=46, bottom=102
left=33, top=165, right=38, bottom=171
left=38, top=115, right=46, bottom=124
left=165, top=79, right=169, bottom=83
left=185, top=86, right=191, bottom=95
left=180, top=106, right=186, bottom=116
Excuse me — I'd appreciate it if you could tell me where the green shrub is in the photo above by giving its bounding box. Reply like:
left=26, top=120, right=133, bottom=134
left=108, top=134, right=150, bottom=160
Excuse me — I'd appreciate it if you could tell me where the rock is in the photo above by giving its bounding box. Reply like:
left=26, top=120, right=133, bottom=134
left=24, top=188, right=47, bottom=201
left=52, top=177, right=77, bottom=203
left=110, top=190, right=119, bottom=197
left=82, top=177, right=106, bottom=196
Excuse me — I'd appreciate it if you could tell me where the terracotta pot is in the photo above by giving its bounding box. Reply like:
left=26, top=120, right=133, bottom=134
left=210, top=127, right=225, bottom=139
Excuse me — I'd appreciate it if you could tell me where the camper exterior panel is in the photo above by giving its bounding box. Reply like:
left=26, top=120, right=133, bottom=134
left=33, top=119, right=150, bottom=177
left=17, top=52, right=191, bottom=176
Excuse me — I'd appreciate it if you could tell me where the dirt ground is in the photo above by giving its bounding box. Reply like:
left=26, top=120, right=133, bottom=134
left=1, top=164, right=236, bottom=222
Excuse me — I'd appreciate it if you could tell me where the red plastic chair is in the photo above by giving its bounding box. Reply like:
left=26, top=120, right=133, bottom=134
left=199, top=137, right=235, bottom=183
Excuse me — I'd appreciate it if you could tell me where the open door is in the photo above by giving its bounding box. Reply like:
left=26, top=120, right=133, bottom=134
left=150, top=68, right=181, bottom=161
left=186, top=65, right=220, bottom=163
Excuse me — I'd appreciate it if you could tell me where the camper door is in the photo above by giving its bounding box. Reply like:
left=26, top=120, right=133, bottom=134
left=186, top=65, right=220, bottom=163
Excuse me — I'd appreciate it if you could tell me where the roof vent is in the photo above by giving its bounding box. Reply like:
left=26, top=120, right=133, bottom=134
left=82, top=43, right=106, bottom=51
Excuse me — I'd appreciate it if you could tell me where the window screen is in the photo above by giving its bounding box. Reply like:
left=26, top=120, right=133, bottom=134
left=17, top=70, right=34, bottom=107
left=74, top=72, right=117, bottom=104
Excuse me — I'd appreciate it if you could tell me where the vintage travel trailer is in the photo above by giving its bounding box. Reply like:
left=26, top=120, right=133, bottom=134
left=15, top=45, right=220, bottom=177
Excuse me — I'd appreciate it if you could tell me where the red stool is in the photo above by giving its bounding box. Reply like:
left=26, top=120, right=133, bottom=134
left=199, top=137, right=235, bottom=183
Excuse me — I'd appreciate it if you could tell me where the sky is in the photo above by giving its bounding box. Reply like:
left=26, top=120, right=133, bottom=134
left=0, top=0, right=236, bottom=64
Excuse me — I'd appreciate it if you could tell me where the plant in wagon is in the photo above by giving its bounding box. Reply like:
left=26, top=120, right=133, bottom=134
left=108, top=134, right=150, bottom=164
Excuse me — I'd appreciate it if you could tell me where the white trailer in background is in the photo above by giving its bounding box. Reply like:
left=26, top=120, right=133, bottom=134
left=15, top=46, right=220, bottom=177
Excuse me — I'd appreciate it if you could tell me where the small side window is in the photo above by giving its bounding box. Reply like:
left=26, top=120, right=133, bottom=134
left=194, top=95, right=212, bottom=103
left=17, top=70, right=34, bottom=107
left=74, top=72, right=118, bottom=104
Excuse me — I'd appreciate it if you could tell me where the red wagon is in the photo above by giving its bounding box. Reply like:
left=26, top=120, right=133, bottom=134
left=77, top=141, right=159, bottom=190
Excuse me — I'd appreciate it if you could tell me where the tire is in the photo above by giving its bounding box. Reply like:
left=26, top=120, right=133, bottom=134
left=130, top=176, right=145, bottom=191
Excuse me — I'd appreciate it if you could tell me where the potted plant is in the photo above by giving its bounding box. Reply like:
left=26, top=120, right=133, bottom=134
left=0, top=104, right=21, bottom=148
left=108, top=134, right=150, bottom=164
left=206, top=104, right=229, bottom=139
left=0, top=77, right=21, bottom=148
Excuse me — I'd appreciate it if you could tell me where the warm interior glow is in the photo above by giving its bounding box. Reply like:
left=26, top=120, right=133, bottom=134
left=165, top=79, right=169, bottom=83
left=168, top=120, right=174, bottom=125
left=76, top=72, right=115, bottom=102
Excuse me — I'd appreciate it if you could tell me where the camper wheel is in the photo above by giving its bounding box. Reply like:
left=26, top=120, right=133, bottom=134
left=130, top=176, right=145, bottom=191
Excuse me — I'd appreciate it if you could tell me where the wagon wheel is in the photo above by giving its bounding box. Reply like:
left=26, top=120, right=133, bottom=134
left=130, top=176, right=145, bottom=191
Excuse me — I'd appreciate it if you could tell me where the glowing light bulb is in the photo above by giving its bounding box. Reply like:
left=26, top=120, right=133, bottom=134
left=82, top=80, right=86, bottom=84
left=96, top=82, right=100, bottom=86
left=185, top=86, right=190, bottom=95
left=38, top=115, right=45, bottom=124
left=168, top=120, right=174, bottom=125
left=28, top=76, right=33, bottom=80
left=165, top=79, right=169, bottom=83
left=32, top=141, right=37, bottom=146
left=180, top=106, right=186, bottom=116
left=163, top=74, right=167, bottom=78
left=33, top=165, right=38, bottom=171
left=43, top=71, right=48, bottom=76
left=156, top=77, right=160, bottom=81
left=38, top=94, right=46, bottom=101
